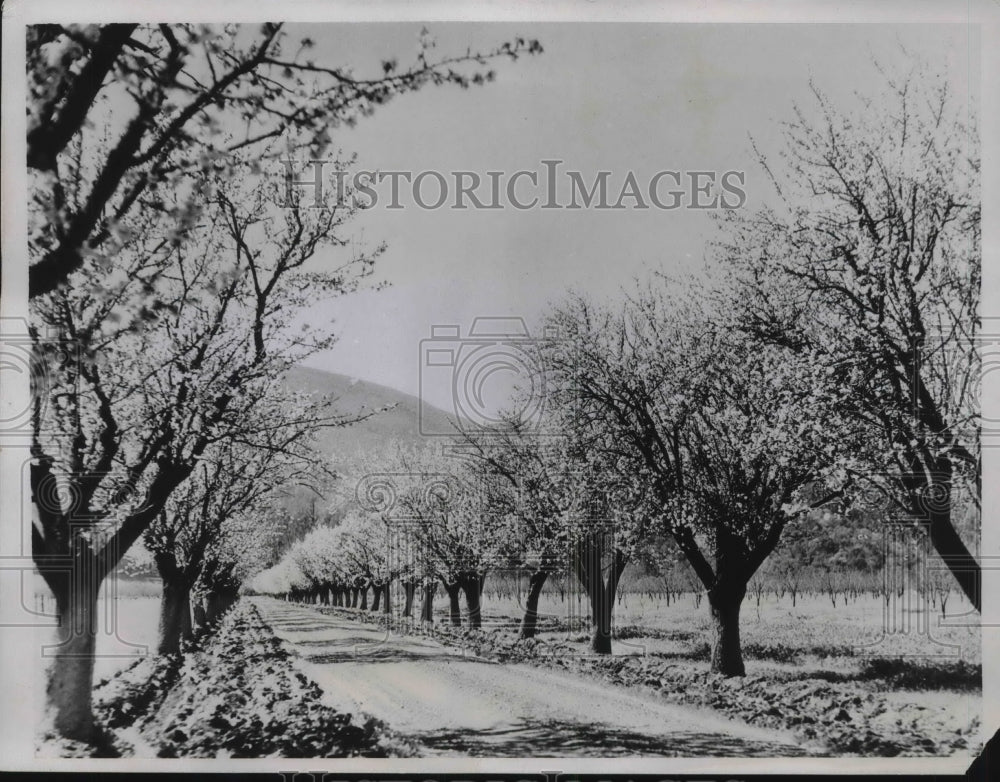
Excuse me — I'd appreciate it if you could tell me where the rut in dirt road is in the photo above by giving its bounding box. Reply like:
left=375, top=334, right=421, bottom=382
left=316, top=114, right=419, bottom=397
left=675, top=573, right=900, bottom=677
left=254, top=597, right=813, bottom=757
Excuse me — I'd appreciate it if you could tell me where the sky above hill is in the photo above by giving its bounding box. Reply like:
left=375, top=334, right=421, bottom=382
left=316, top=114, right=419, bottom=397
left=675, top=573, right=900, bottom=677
left=286, top=22, right=978, bottom=416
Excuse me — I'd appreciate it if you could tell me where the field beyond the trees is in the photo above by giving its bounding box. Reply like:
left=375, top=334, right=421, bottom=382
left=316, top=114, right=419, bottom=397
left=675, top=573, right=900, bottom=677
left=469, top=588, right=981, bottom=668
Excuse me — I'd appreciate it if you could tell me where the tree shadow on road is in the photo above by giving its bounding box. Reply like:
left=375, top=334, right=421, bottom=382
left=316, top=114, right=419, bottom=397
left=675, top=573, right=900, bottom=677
left=415, top=718, right=812, bottom=757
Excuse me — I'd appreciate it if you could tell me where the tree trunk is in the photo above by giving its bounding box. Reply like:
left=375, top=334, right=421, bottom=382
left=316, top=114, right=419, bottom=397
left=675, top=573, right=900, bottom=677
left=350, top=587, right=359, bottom=608
left=444, top=581, right=462, bottom=626
left=154, top=551, right=192, bottom=655
left=403, top=581, right=416, bottom=617
left=45, top=577, right=100, bottom=742
left=47, top=604, right=99, bottom=741
left=574, top=534, right=625, bottom=655
left=205, top=589, right=238, bottom=624
left=708, top=584, right=746, bottom=676
left=590, top=600, right=613, bottom=654
left=897, top=457, right=980, bottom=612
left=420, top=582, right=436, bottom=623
left=520, top=570, right=549, bottom=639
left=192, top=596, right=208, bottom=633
left=382, top=582, right=392, bottom=614
left=461, top=574, right=482, bottom=629
left=359, top=586, right=369, bottom=610
left=370, top=583, right=382, bottom=612
left=157, top=579, right=192, bottom=655
left=206, top=592, right=223, bottom=623
left=927, top=497, right=980, bottom=612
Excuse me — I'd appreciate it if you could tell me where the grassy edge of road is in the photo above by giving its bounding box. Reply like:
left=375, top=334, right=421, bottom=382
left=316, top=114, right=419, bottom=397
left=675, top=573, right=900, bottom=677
left=306, top=602, right=981, bottom=759
left=37, top=600, right=419, bottom=758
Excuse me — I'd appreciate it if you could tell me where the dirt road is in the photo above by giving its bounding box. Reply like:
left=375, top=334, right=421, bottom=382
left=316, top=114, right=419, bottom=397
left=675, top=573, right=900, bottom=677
left=254, top=597, right=811, bottom=757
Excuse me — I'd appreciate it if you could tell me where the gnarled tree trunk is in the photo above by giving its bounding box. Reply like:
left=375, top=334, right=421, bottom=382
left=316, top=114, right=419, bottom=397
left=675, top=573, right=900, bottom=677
left=191, top=596, right=208, bottom=633
left=520, top=570, right=549, bottom=639
left=45, top=563, right=101, bottom=742
left=444, top=581, right=462, bottom=626
left=402, top=580, right=416, bottom=617
left=460, top=572, right=483, bottom=629
left=157, top=580, right=192, bottom=654
left=920, top=469, right=980, bottom=612
left=574, top=532, right=626, bottom=655
left=420, top=582, right=436, bottom=623
left=708, top=582, right=747, bottom=676
left=590, top=601, right=613, bottom=654
left=154, top=551, right=193, bottom=655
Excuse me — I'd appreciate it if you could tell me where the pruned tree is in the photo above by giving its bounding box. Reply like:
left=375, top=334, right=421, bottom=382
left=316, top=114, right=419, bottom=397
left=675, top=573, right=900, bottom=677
left=542, top=284, right=853, bottom=674
left=717, top=63, right=981, bottom=610
left=289, top=524, right=346, bottom=606
left=456, top=422, right=572, bottom=639
left=458, top=368, right=671, bottom=652
left=336, top=511, right=395, bottom=614
left=384, top=446, right=509, bottom=629
left=144, top=387, right=332, bottom=654
left=196, top=506, right=286, bottom=623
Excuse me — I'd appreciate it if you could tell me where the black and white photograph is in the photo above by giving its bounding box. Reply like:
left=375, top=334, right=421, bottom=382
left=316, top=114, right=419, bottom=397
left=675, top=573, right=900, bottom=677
left=0, top=1, right=996, bottom=775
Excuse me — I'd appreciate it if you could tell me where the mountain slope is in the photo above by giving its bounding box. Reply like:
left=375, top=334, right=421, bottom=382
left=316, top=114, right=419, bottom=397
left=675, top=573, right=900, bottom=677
left=284, top=365, right=456, bottom=463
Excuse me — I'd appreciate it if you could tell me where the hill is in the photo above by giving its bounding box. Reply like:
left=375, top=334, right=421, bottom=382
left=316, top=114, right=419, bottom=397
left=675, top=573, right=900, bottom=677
left=284, top=365, right=456, bottom=466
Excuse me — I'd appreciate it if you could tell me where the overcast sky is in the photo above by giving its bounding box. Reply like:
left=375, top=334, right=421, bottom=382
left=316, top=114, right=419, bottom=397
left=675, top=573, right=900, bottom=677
left=286, top=23, right=978, bottom=415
